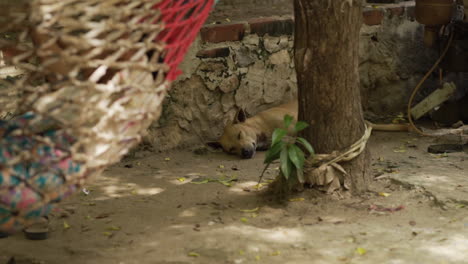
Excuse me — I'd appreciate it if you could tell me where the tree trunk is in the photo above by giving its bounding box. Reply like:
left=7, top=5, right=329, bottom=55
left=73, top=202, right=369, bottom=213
left=294, top=0, right=371, bottom=194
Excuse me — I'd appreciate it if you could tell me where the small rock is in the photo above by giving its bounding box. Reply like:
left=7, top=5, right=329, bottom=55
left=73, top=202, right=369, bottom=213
left=235, top=46, right=255, bottom=67
left=243, top=34, right=260, bottom=46
left=219, top=75, right=239, bottom=93
left=124, top=164, right=133, bottom=168
left=263, top=35, right=281, bottom=53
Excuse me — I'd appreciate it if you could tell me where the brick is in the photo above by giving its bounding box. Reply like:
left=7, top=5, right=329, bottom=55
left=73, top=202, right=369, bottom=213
left=196, top=47, right=230, bottom=58
left=200, top=23, right=245, bottom=43
left=248, top=17, right=294, bottom=37
left=363, top=10, right=384, bottom=26
left=389, top=7, right=404, bottom=17
left=366, top=0, right=399, bottom=3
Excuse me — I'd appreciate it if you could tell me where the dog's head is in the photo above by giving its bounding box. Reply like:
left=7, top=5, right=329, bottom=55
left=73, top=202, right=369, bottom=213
left=208, top=108, right=258, bottom=159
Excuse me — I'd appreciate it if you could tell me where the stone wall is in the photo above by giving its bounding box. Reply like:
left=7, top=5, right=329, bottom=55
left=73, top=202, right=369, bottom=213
left=143, top=2, right=438, bottom=152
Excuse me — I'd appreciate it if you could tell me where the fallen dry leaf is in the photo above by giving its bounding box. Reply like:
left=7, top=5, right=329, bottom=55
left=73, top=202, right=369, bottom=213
left=188, top=252, right=200, bottom=257
left=289, top=198, right=305, bottom=202
left=378, top=192, right=391, bottom=197
left=240, top=207, right=259, bottom=213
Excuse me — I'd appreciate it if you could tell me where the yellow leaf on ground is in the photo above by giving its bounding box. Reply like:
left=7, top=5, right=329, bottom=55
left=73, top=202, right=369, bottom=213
left=164, top=157, right=171, bottom=161
left=177, top=177, right=186, bottom=182
left=240, top=207, right=259, bottom=213
left=379, top=192, right=391, bottom=197
left=356, top=247, right=367, bottom=255
left=289, top=198, right=305, bottom=202
left=240, top=217, right=249, bottom=223
left=188, top=252, right=200, bottom=257
left=63, top=221, right=71, bottom=229
left=271, top=250, right=281, bottom=256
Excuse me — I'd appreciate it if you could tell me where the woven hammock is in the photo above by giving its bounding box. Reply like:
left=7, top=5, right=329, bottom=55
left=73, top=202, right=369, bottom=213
left=0, top=0, right=214, bottom=232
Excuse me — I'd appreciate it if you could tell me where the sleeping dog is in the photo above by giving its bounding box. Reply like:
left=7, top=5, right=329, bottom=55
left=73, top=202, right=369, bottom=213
left=211, top=101, right=297, bottom=159
left=210, top=100, right=410, bottom=159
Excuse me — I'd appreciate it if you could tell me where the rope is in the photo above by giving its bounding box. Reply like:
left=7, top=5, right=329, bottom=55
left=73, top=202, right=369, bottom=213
left=305, top=122, right=373, bottom=193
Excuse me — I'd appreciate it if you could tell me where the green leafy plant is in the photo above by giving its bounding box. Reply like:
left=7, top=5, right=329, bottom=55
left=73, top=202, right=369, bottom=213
left=259, top=115, right=315, bottom=188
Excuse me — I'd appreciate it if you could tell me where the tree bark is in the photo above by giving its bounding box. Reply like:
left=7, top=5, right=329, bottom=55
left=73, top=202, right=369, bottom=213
left=294, top=0, right=371, bottom=194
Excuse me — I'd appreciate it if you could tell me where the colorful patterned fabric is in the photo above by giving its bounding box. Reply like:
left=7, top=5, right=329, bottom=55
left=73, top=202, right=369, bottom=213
left=0, top=114, right=83, bottom=232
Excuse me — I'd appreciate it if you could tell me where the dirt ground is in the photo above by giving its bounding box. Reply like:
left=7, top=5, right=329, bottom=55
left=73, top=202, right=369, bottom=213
left=1, top=132, right=467, bottom=264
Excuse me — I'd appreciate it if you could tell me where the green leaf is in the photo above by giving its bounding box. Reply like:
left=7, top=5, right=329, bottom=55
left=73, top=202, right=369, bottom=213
left=294, top=121, right=309, bottom=133
left=271, top=128, right=287, bottom=146
left=283, top=115, right=294, bottom=129
left=296, top=137, right=314, bottom=155
left=288, top=145, right=305, bottom=170
left=280, top=147, right=291, bottom=179
left=264, top=141, right=282, bottom=164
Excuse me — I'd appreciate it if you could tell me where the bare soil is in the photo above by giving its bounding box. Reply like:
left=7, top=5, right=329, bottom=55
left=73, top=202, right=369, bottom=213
left=1, top=131, right=468, bottom=264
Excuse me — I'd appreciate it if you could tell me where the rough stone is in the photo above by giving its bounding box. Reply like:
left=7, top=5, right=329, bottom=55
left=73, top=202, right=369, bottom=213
left=235, top=46, right=255, bottom=67
left=263, top=35, right=281, bottom=53
left=278, top=36, right=289, bottom=50
left=238, top=67, right=248, bottom=75
left=219, top=75, right=239, bottom=93
left=263, top=63, right=292, bottom=104
left=264, top=78, right=289, bottom=104
left=177, top=118, right=191, bottom=131
left=197, top=61, right=227, bottom=91
left=221, top=92, right=236, bottom=112
left=235, top=61, right=265, bottom=110
left=269, top=50, right=290, bottom=65
left=243, top=34, right=260, bottom=46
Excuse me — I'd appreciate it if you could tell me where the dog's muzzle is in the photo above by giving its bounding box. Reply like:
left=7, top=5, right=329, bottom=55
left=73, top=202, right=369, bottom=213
left=241, top=148, right=255, bottom=159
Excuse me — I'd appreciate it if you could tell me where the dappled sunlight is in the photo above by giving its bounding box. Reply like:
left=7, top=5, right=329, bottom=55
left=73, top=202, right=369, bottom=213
left=96, top=185, right=165, bottom=199
left=412, top=173, right=452, bottom=184
left=88, top=171, right=166, bottom=200
left=179, top=207, right=200, bottom=217
left=214, top=225, right=306, bottom=244
left=419, top=234, right=468, bottom=262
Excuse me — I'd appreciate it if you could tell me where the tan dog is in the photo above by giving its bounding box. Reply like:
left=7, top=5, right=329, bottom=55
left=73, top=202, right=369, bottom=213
left=211, top=100, right=411, bottom=159
left=211, top=101, right=298, bottom=159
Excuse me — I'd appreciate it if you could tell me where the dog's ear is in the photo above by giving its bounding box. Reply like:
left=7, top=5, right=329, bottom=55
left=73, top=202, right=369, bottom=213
left=206, top=142, right=223, bottom=149
left=233, top=108, right=247, bottom=124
